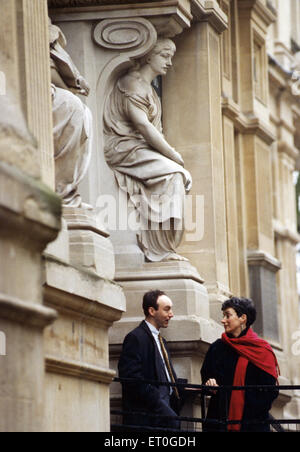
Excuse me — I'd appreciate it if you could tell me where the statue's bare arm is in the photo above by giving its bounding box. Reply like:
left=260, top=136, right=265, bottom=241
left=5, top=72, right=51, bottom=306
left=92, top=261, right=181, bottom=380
left=51, top=67, right=69, bottom=90
left=127, top=101, right=184, bottom=166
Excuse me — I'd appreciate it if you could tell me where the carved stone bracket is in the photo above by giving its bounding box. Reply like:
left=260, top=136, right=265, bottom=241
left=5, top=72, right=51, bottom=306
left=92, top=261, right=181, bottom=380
left=93, top=17, right=157, bottom=59
left=93, top=17, right=158, bottom=113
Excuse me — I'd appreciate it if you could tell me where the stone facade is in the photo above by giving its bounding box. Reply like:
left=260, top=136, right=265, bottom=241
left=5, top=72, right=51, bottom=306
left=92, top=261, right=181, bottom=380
left=0, top=0, right=300, bottom=431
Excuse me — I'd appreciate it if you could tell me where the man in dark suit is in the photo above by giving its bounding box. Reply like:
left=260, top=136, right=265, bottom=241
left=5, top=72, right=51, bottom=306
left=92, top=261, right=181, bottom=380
left=118, top=290, right=182, bottom=430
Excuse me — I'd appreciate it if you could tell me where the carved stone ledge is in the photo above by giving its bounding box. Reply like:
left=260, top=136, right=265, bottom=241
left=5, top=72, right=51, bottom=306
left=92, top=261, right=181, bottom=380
left=238, top=0, right=277, bottom=27
left=44, top=255, right=126, bottom=324
left=46, top=355, right=116, bottom=384
left=63, top=207, right=115, bottom=279
left=115, top=261, right=205, bottom=284
left=191, top=0, right=228, bottom=34
left=0, top=292, right=57, bottom=328
left=247, top=249, right=282, bottom=272
left=49, top=1, right=193, bottom=37
left=222, top=99, right=276, bottom=146
left=0, top=162, right=61, bottom=251
left=48, top=0, right=154, bottom=6
left=273, top=219, right=300, bottom=245
left=277, top=140, right=299, bottom=162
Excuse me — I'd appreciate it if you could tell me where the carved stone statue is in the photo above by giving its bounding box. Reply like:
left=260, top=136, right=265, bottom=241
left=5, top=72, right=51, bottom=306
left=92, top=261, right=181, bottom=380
left=104, top=38, right=192, bottom=262
left=49, top=19, right=93, bottom=207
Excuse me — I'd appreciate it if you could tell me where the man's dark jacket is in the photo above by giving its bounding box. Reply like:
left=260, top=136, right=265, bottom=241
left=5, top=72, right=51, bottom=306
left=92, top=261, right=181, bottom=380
left=118, top=321, right=183, bottom=428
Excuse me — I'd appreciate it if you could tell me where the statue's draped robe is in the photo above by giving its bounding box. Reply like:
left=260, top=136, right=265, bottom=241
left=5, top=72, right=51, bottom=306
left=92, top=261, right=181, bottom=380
left=104, top=76, right=192, bottom=261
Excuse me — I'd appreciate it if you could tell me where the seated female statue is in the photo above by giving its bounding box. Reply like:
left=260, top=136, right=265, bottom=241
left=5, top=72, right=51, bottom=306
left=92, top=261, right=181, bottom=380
left=104, top=38, right=192, bottom=262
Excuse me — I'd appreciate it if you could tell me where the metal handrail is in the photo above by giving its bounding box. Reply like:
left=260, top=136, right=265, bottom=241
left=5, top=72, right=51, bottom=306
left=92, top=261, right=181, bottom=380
left=111, top=378, right=300, bottom=432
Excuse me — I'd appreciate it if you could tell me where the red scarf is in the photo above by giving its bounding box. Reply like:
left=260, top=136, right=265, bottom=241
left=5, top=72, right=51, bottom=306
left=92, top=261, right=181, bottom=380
left=221, top=328, right=279, bottom=432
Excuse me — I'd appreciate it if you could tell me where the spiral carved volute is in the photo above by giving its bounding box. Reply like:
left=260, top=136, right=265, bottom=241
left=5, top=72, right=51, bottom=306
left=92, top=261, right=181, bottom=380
left=93, top=18, right=157, bottom=58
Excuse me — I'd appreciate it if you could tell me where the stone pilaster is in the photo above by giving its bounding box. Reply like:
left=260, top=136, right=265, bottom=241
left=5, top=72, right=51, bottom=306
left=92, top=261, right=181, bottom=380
left=0, top=0, right=61, bottom=432
left=43, top=254, right=125, bottom=432
left=269, top=52, right=300, bottom=418
left=0, top=0, right=55, bottom=189
left=0, top=162, right=61, bottom=432
left=162, top=2, right=229, bottom=320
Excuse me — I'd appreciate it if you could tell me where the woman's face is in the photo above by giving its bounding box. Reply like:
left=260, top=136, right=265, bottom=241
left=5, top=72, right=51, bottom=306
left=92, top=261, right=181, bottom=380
left=147, top=48, right=175, bottom=76
left=222, top=307, right=246, bottom=337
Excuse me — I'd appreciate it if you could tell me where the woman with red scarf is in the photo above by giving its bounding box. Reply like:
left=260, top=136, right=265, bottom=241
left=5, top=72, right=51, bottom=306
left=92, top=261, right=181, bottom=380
left=201, top=297, right=279, bottom=432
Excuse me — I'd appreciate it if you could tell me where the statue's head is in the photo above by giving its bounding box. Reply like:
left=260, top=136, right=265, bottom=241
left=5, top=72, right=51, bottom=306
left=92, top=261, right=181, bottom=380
left=148, top=39, right=176, bottom=58
left=48, top=17, right=67, bottom=48
left=135, top=38, right=176, bottom=76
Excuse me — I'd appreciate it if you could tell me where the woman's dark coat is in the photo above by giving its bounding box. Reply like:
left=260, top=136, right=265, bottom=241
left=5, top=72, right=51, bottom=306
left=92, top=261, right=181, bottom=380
left=201, top=331, right=279, bottom=432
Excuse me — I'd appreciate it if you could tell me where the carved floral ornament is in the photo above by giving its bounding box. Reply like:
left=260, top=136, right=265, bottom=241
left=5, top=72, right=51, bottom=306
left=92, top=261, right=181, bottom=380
left=93, top=18, right=157, bottom=57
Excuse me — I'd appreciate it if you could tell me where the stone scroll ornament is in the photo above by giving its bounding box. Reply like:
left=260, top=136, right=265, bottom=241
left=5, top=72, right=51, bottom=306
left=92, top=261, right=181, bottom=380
left=49, top=19, right=93, bottom=208
left=96, top=18, right=192, bottom=262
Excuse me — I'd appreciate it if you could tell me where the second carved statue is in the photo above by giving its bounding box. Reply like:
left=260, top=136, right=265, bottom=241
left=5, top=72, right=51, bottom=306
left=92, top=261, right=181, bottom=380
left=104, top=38, right=192, bottom=262
left=49, top=19, right=93, bottom=208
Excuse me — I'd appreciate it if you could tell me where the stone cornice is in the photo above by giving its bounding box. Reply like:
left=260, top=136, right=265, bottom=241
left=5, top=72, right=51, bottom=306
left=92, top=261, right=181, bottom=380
left=247, top=249, right=282, bottom=272
left=238, top=0, right=277, bottom=27
left=48, top=0, right=152, bottom=6
left=48, top=0, right=191, bottom=13
left=0, top=162, right=61, bottom=251
left=49, top=1, right=194, bottom=37
left=46, top=355, right=116, bottom=384
left=273, top=219, right=300, bottom=245
left=44, top=255, right=126, bottom=325
left=221, top=97, right=276, bottom=145
left=115, top=260, right=205, bottom=285
left=277, top=140, right=299, bottom=162
left=0, top=292, right=57, bottom=328
left=48, top=0, right=227, bottom=36
left=191, top=0, right=228, bottom=34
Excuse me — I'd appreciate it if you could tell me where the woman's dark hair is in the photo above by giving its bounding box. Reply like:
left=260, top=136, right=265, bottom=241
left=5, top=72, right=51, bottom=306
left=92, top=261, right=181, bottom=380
left=143, top=290, right=166, bottom=317
left=222, top=297, right=257, bottom=327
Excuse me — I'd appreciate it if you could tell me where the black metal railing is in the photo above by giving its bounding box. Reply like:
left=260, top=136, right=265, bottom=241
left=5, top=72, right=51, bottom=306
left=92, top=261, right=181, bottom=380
left=111, top=378, right=300, bottom=433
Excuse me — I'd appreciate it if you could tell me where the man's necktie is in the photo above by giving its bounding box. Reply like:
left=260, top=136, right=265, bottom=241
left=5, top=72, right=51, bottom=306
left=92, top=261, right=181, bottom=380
left=158, top=334, right=180, bottom=399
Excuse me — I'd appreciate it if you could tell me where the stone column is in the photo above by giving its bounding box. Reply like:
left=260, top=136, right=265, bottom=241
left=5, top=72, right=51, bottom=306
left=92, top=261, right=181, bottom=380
left=0, top=0, right=61, bottom=432
left=0, top=162, right=60, bottom=433
left=16, top=0, right=55, bottom=188
left=236, top=0, right=282, bottom=341
left=271, top=82, right=300, bottom=418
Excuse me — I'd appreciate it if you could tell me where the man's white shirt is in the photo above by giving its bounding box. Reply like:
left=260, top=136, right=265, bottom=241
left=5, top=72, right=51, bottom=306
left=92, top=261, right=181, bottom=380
left=145, top=321, right=172, bottom=392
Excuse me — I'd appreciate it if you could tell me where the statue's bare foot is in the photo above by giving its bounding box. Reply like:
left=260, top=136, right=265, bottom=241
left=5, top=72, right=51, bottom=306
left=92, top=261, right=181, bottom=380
left=162, top=253, right=188, bottom=262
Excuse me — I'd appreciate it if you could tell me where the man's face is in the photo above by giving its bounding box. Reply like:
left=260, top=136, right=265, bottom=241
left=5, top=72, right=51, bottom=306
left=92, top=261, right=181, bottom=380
left=149, top=295, right=174, bottom=330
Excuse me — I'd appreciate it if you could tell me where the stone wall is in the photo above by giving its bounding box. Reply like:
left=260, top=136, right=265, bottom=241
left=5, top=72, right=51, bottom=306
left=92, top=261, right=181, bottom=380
left=0, top=0, right=300, bottom=431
